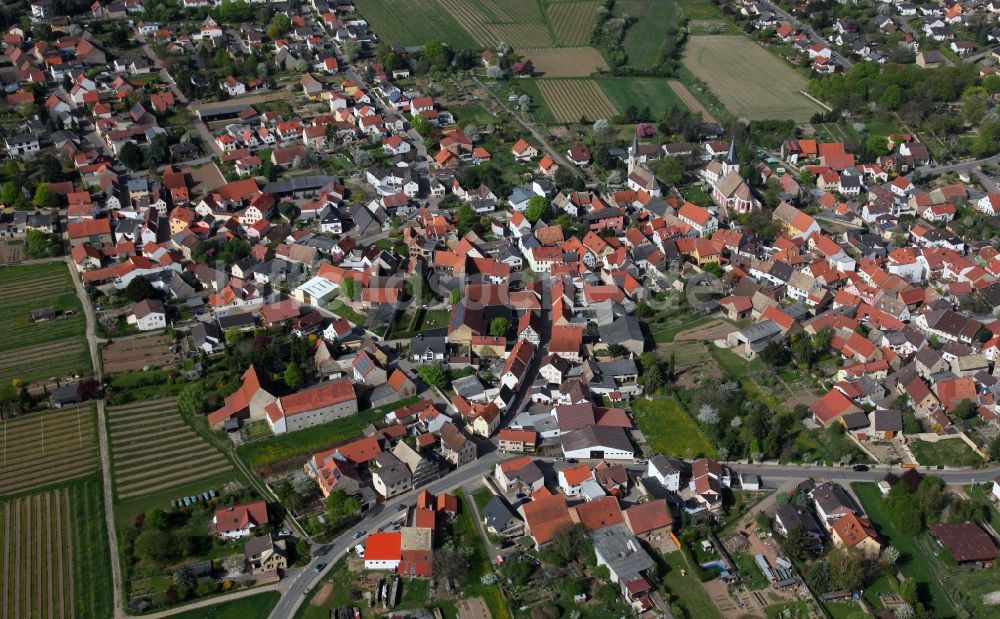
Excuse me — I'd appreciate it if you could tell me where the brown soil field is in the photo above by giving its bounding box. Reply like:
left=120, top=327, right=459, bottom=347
left=673, top=318, right=737, bottom=341
left=101, top=333, right=179, bottom=373
left=668, top=80, right=717, bottom=124
left=521, top=47, right=608, bottom=77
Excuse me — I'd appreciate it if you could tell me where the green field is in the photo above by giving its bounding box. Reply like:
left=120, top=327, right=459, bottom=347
left=683, top=36, right=822, bottom=122
left=0, top=474, right=113, bottom=619
left=597, top=77, right=689, bottom=118
left=170, top=592, right=280, bottom=619
left=236, top=397, right=420, bottom=471
left=354, top=0, right=477, bottom=48
left=851, top=483, right=954, bottom=616
left=632, top=396, right=716, bottom=458
left=616, top=0, right=678, bottom=68
left=909, top=439, right=983, bottom=467
left=0, top=261, right=90, bottom=384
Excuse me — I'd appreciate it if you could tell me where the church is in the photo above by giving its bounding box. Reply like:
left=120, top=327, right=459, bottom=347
left=700, top=142, right=758, bottom=216
left=625, top=134, right=661, bottom=198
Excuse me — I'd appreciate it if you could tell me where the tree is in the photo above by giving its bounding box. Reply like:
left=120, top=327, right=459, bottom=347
left=325, top=489, right=362, bottom=523
left=135, top=529, right=178, bottom=565
left=828, top=548, right=866, bottom=592
left=489, top=317, right=510, bottom=338
left=456, top=203, right=477, bottom=235
left=32, top=183, right=58, bottom=209
left=524, top=195, right=551, bottom=223
left=881, top=546, right=900, bottom=566
left=343, top=40, right=362, bottom=62
left=25, top=229, right=61, bottom=259
left=339, top=277, right=357, bottom=300
left=784, top=524, right=816, bottom=562
left=119, top=142, right=144, bottom=170
left=284, top=361, right=303, bottom=390
left=125, top=276, right=156, bottom=303
left=499, top=557, right=532, bottom=585
left=146, top=508, right=170, bottom=531
left=961, top=86, right=988, bottom=125
left=696, top=404, right=719, bottom=425
left=989, top=436, right=1000, bottom=462
left=655, top=157, right=684, bottom=186
left=177, top=382, right=207, bottom=416
left=417, top=364, right=448, bottom=390
left=1, top=181, right=19, bottom=206
left=953, top=399, right=976, bottom=420
left=295, top=539, right=311, bottom=564
left=172, top=567, right=195, bottom=591
left=266, top=13, right=290, bottom=40
left=433, top=541, right=472, bottom=582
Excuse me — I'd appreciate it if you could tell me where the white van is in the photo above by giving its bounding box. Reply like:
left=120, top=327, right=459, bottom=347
left=354, top=544, right=365, bottom=558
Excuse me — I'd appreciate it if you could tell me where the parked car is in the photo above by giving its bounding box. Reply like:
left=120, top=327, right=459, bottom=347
left=354, top=530, right=366, bottom=539
left=314, top=563, right=327, bottom=572
left=852, top=464, right=870, bottom=472
left=278, top=529, right=291, bottom=537
left=396, top=503, right=407, bottom=511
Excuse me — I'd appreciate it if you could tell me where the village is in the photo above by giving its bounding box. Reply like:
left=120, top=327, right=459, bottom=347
left=5, top=0, right=1000, bottom=618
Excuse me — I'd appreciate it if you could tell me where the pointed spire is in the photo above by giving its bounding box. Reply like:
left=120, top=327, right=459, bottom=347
left=725, top=140, right=737, bottom=166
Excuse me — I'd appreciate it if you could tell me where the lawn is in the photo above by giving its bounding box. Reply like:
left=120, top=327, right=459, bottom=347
left=597, top=78, right=689, bottom=119
left=453, top=491, right=510, bottom=619
left=909, top=439, right=983, bottom=467
left=732, top=553, right=769, bottom=591
left=851, top=483, right=954, bottom=616
left=661, top=550, right=721, bottom=619
left=353, top=0, right=478, bottom=48
left=512, top=80, right=557, bottom=125
left=385, top=307, right=451, bottom=340
left=326, top=299, right=367, bottom=327
left=169, top=592, right=280, bottom=619
left=632, top=396, right=716, bottom=458
left=683, top=36, right=823, bottom=122
left=236, top=397, right=420, bottom=471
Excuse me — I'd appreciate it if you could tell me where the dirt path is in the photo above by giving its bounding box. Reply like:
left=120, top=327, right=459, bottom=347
left=668, top=80, right=718, bottom=124
left=64, top=488, right=75, bottom=619
left=2, top=501, right=9, bottom=618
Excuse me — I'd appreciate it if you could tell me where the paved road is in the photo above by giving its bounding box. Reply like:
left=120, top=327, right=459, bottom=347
left=269, top=451, right=502, bottom=619
left=915, top=152, right=1000, bottom=175
left=67, top=257, right=125, bottom=618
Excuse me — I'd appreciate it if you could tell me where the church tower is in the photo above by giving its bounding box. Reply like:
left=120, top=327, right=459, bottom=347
left=628, top=131, right=639, bottom=175
left=721, top=140, right=740, bottom=177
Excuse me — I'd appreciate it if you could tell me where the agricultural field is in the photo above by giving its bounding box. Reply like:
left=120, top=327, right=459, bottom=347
left=683, top=36, right=823, bottom=122
left=0, top=261, right=90, bottom=385
left=536, top=79, right=618, bottom=122
left=107, top=398, right=233, bottom=501
left=616, top=0, right=678, bottom=68
left=0, top=405, right=99, bottom=496
left=547, top=0, right=601, bottom=46
left=596, top=77, right=689, bottom=119
left=356, top=0, right=603, bottom=51
left=522, top=47, right=608, bottom=77
left=0, top=475, right=113, bottom=619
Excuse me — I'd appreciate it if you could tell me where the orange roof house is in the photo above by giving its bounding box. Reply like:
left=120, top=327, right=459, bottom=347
left=214, top=500, right=269, bottom=538
left=520, top=493, right=573, bottom=547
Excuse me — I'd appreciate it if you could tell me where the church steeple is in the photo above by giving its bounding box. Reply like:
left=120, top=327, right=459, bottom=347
left=628, top=130, right=639, bottom=174
left=722, top=140, right=739, bottom=176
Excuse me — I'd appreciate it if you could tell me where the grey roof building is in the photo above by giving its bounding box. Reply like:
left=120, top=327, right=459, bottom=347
left=482, top=496, right=523, bottom=538
left=591, top=523, right=655, bottom=590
